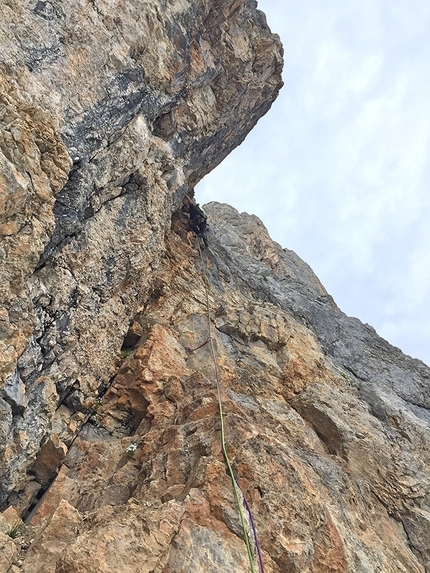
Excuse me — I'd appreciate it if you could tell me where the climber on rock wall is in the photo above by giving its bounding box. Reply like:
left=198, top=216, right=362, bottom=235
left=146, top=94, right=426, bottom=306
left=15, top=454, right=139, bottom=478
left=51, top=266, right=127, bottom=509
left=182, top=195, right=209, bottom=247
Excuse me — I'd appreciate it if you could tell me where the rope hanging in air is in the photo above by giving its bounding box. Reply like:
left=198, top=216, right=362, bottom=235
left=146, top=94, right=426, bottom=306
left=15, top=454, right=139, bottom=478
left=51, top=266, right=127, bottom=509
left=196, top=239, right=265, bottom=573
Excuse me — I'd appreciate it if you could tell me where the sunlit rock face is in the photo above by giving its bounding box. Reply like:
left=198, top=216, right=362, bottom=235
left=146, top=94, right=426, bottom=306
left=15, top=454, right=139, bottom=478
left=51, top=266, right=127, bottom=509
left=1, top=2, right=430, bottom=573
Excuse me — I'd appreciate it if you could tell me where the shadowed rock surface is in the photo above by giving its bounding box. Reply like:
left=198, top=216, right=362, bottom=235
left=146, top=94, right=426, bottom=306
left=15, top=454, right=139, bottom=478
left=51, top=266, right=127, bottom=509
left=1, top=1, right=429, bottom=573
left=0, top=0, right=282, bottom=510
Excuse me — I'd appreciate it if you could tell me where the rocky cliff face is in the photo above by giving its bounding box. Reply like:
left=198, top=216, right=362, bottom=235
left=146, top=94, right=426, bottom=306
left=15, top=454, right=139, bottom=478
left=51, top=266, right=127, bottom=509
left=0, top=0, right=282, bottom=508
left=1, top=2, right=429, bottom=573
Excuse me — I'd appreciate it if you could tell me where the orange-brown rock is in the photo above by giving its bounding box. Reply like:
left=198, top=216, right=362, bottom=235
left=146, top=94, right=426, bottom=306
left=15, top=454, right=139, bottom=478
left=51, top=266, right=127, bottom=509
left=1, top=1, right=429, bottom=572
left=11, top=217, right=428, bottom=572
left=22, top=499, right=81, bottom=573
left=32, top=434, right=68, bottom=486
left=0, top=0, right=283, bottom=506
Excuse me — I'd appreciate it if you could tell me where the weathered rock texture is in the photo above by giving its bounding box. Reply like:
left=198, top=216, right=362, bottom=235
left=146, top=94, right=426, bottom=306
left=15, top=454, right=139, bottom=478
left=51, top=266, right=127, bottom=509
left=0, top=0, right=282, bottom=509
left=1, top=2, right=430, bottom=573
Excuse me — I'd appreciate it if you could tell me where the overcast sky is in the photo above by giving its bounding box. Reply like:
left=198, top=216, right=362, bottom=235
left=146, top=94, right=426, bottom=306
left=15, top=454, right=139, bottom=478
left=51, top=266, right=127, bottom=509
left=196, top=0, right=430, bottom=366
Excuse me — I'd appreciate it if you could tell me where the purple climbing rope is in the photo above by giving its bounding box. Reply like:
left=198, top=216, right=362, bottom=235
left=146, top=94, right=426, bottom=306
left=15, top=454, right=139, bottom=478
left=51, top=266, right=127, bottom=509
left=195, top=240, right=265, bottom=573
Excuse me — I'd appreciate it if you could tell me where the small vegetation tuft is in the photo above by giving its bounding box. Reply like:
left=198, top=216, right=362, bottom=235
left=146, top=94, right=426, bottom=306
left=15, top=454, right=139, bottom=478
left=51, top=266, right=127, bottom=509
left=126, top=443, right=137, bottom=458
left=7, top=521, right=23, bottom=539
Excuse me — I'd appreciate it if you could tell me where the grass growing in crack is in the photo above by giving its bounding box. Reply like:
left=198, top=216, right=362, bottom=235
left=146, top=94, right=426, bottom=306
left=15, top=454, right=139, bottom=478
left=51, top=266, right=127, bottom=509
left=7, top=521, right=23, bottom=539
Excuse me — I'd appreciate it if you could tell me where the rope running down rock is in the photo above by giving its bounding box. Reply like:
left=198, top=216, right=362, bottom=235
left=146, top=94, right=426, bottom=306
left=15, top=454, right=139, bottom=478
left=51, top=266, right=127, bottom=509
left=196, top=239, right=265, bottom=573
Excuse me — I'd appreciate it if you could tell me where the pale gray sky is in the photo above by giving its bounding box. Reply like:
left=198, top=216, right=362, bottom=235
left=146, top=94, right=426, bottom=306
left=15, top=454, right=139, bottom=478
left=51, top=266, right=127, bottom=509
left=197, top=0, right=430, bottom=366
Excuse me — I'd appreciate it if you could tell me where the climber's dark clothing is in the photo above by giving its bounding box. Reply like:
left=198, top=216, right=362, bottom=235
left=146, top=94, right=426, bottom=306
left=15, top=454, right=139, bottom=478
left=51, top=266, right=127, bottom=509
left=189, top=216, right=206, bottom=235
left=189, top=204, right=207, bottom=233
left=183, top=202, right=209, bottom=246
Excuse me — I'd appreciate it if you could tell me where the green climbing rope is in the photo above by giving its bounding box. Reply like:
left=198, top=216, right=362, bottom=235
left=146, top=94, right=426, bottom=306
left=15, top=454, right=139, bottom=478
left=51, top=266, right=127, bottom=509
left=197, top=240, right=260, bottom=573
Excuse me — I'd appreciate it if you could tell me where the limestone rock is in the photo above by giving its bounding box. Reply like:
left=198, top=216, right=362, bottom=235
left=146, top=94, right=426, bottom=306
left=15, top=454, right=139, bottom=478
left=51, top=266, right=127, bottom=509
left=0, top=530, right=18, bottom=573
left=22, top=499, right=81, bottom=573
left=0, top=80, right=72, bottom=385
left=0, top=507, right=22, bottom=572
left=12, top=215, right=428, bottom=573
left=402, top=508, right=430, bottom=571
left=1, top=0, right=429, bottom=572
left=0, top=506, right=21, bottom=532
left=0, top=0, right=282, bottom=504
left=33, top=433, right=68, bottom=486
left=51, top=405, right=86, bottom=446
